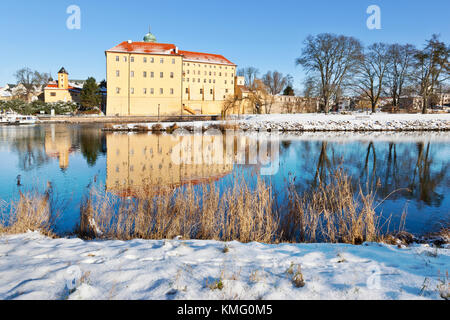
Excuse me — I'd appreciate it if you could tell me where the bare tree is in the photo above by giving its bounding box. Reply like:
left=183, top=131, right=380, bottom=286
left=385, top=44, right=416, bottom=108
left=355, top=43, right=390, bottom=113
left=262, top=71, right=291, bottom=95
left=296, top=33, right=362, bottom=113
left=413, top=34, right=449, bottom=114
left=14, top=68, right=50, bottom=102
left=237, top=67, right=259, bottom=90
left=222, top=94, right=241, bottom=118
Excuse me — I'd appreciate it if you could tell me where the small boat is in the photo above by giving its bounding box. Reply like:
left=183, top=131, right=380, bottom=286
left=2, top=113, right=38, bottom=125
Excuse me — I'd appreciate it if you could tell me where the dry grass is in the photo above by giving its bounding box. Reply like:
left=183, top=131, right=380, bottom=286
left=78, top=177, right=279, bottom=243
left=281, top=169, right=382, bottom=244
left=78, top=169, right=386, bottom=244
left=2, top=169, right=399, bottom=245
left=0, top=190, right=57, bottom=237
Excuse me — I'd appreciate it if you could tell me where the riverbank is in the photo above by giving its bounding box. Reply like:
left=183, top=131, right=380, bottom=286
left=0, top=231, right=448, bottom=300
left=37, top=114, right=219, bottom=124
left=101, top=113, right=450, bottom=132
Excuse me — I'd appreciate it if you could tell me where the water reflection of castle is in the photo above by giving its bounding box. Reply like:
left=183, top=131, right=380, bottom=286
left=106, top=133, right=238, bottom=195
left=44, top=125, right=74, bottom=169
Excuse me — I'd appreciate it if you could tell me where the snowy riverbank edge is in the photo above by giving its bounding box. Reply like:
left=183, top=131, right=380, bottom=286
left=0, top=232, right=448, bottom=300
left=104, top=113, right=450, bottom=132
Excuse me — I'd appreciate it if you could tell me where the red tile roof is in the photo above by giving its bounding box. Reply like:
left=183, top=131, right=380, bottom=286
left=106, top=41, right=177, bottom=55
left=179, top=50, right=235, bottom=66
left=45, top=82, right=78, bottom=90
left=105, top=41, right=235, bottom=66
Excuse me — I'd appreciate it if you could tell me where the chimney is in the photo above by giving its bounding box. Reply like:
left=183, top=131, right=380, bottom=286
left=127, top=40, right=132, bottom=44
left=175, top=46, right=179, bottom=54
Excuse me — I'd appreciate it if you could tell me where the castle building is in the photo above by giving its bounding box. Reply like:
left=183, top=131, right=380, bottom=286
left=44, top=67, right=81, bottom=103
left=105, top=30, right=237, bottom=116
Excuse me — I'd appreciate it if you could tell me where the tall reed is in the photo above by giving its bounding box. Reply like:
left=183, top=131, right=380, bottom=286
left=79, top=177, right=279, bottom=243
left=281, top=169, right=380, bottom=244
left=2, top=170, right=395, bottom=244
left=0, top=189, right=57, bottom=237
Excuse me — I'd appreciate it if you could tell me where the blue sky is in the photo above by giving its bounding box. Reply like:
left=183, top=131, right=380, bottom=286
left=1, top=0, right=449, bottom=91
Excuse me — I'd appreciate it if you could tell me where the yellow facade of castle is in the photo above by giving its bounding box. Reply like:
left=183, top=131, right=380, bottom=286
left=105, top=31, right=237, bottom=116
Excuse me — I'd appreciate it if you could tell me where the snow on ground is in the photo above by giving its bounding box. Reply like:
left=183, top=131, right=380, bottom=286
left=108, top=113, right=450, bottom=132
left=0, top=232, right=448, bottom=300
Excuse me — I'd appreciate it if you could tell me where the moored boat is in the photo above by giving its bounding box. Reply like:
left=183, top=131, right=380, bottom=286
left=0, top=112, right=38, bottom=125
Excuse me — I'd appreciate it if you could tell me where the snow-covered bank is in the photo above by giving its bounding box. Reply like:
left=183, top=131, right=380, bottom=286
left=238, top=113, right=450, bottom=131
left=105, top=113, right=450, bottom=132
left=0, top=232, right=448, bottom=300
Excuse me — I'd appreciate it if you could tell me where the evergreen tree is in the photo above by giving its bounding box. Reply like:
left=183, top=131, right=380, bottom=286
left=80, top=77, right=101, bottom=110
left=283, top=86, right=295, bottom=96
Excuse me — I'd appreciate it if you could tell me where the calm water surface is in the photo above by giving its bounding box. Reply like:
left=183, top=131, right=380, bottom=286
left=0, top=124, right=449, bottom=235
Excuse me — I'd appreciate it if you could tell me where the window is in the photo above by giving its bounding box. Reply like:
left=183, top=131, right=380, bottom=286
left=160, top=72, right=164, bottom=78
left=172, top=58, right=175, bottom=64
left=209, top=72, right=212, bottom=76
left=187, top=78, right=189, bottom=82
left=170, top=88, right=174, bottom=95
left=116, top=87, right=120, bottom=94
left=225, top=89, right=229, bottom=93
left=160, top=58, right=164, bottom=64
left=116, top=70, right=120, bottom=77
left=150, top=57, right=154, bottom=63
left=210, top=89, right=213, bottom=94
left=198, top=78, right=200, bottom=83
left=143, top=88, right=147, bottom=94
left=130, top=71, right=134, bottom=77
left=160, top=88, right=164, bottom=94
left=200, top=89, right=203, bottom=94
left=185, top=88, right=189, bottom=94
left=204, top=79, right=206, bottom=83
left=225, top=80, right=227, bottom=84
left=130, top=88, right=134, bottom=94
left=116, top=56, right=119, bottom=62
left=143, top=71, right=147, bottom=78
left=150, top=88, right=154, bottom=94
left=143, top=57, right=147, bottom=63
left=170, top=72, right=174, bottom=78
left=187, top=70, right=190, bottom=74
left=123, top=56, right=127, bottom=62
left=151, top=72, right=154, bottom=78
left=209, top=79, right=211, bottom=83
left=130, top=57, right=134, bottom=62
left=50, top=92, right=56, bottom=97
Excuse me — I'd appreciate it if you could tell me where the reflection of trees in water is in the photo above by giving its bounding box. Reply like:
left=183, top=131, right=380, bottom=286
left=79, top=127, right=106, bottom=167
left=281, top=138, right=448, bottom=208
left=8, top=127, right=50, bottom=171
left=408, top=142, right=446, bottom=207
left=314, top=142, right=332, bottom=187
left=361, top=142, right=377, bottom=188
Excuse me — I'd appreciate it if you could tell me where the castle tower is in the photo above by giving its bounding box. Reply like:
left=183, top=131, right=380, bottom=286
left=57, top=67, right=69, bottom=89
left=143, top=27, right=157, bottom=43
